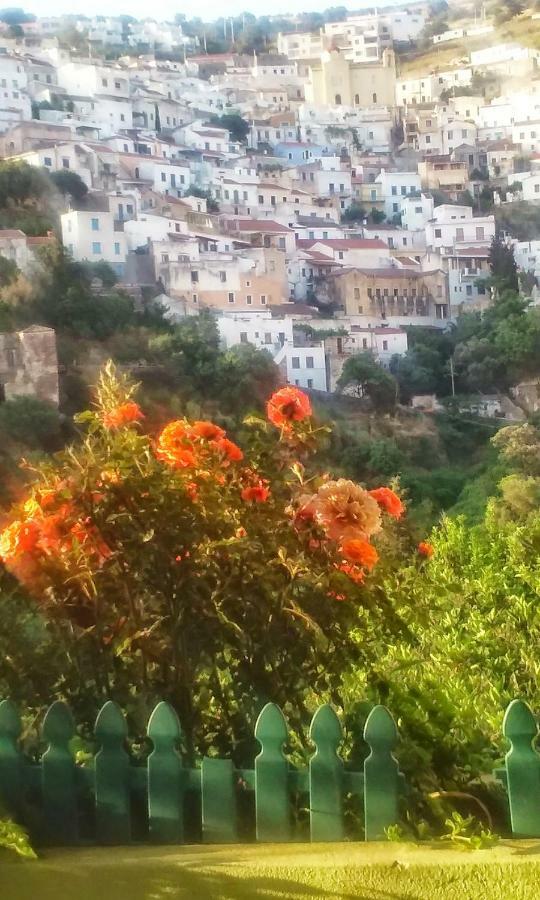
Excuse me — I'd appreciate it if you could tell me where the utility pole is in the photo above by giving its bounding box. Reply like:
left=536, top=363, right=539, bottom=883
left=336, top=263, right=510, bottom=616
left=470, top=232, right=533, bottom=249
left=450, top=356, right=455, bottom=397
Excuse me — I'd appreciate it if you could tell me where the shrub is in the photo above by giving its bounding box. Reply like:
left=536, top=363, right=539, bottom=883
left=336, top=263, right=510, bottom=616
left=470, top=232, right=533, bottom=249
left=0, top=365, right=408, bottom=760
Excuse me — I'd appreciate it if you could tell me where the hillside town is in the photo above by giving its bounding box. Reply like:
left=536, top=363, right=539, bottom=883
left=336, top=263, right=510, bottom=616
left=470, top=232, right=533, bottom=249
left=0, top=2, right=538, bottom=400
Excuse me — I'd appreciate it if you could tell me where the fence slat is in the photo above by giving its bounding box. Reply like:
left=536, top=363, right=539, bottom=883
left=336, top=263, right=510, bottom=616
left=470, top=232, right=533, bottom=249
left=147, top=701, right=184, bottom=843
left=254, top=702, right=291, bottom=841
left=0, top=699, right=22, bottom=815
left=309, top=704, right=344, bottom=841
left=94, top=701, right=130, bottom=844
left=41, top=701, right=78, bottom=844
left=503, top=699, right=540, bottom=837
left=202, top=757, right=238, bottom=843
left=363, top=705, right=400, bottom=840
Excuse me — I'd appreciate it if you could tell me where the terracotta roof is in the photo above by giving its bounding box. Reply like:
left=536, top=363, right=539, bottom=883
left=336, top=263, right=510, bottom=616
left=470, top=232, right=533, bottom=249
left=0, top=229, right=25, bottom=239
left=330, top=266, right=439, bottom=279
left=233, top=219, right=293, bottom=233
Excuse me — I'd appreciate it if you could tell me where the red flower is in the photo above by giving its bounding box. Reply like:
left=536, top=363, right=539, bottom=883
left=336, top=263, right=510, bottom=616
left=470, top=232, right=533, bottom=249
left=418, top=541, right=434, bottom=559
left=340, top=538, right=379, bottom=571
left=102, top=401, right=143, bottom=429
left=241, top=481, right=270, bottom=503
left=190, top=421, right=226, bottom=441
left=214, top=437, right=244, bottom=462
left=369, top=487, right=404, bottom=520
left=327, top=590, right=347, bottom=602
left=267, top=386, right=312, bottom=429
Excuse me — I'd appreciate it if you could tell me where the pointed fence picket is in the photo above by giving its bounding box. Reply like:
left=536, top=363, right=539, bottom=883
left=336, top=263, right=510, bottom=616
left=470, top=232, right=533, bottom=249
left=1, top=696, right=538, bottom=845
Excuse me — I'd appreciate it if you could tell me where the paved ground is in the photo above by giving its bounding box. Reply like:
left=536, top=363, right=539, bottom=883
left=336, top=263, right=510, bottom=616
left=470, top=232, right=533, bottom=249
left=4, top=840, right=540, bottom=899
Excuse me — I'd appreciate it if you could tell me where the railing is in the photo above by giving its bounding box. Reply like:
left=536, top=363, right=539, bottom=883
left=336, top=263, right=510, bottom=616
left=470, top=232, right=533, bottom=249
left=1, top=697, right=540, bottom=845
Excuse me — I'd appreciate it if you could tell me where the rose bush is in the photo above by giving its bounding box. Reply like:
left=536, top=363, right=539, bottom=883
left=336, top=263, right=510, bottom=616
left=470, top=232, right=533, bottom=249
left=0, top=364, right=413, bottom=759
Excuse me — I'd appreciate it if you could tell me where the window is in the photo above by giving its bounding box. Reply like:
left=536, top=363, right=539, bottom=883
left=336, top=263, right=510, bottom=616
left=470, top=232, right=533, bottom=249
left=335, top=94, right=341, bottom=105
left=292, top=357, right=300, bottom=369
left=44, top=157, right=52, bottom=166
left=264, top=333, right=272, bottom=344
left=115, top=80, right=121, bottom=89
left=425, top=135, right=431, bottom=144
left=338, top=251, right=344, bottom=260
left=382, top=340, right=388, bottom=351
left=434, top=228, right=442, bottom=238
left=219, top=271, right=226, bottom=283
left=240, top=332, right=248, bottom=343
left=466, top=284, right=473, bottom=296
left=372, top=93, right=377, bottom=103
left=306, top=356, right=314, bottom=368
left=456, top=227, right=464, bottom=241
left=476, top=226, right=485, bottom=240
left=246, top=295, right=252, bottom=305
left=278, top=237, right=286, bottom=249
left=92, top=242, right=101, bottom=254
left=447, top=130, right=453, bottom=139
left=355, top=93, right=359, bottom=104
left=191, top=271, right=199, bottom=283
left=426, top=119, right=432, bottom=127
left=228, top=292, right=235, bottom=303
left=62, top=158, right=70, bottom=169
left=192, top=294, right=198, bottom=304
left=161, top=253, right=169, bottom=263
left=393, top=203, right=399, bottom=213
left=371, top=189, right=377, bottom=201
left=478, top=284, right=486, bottom=295
left=114, top=242, right=120, bottom=256
left=161, top=172, right=167, bottom=182
left=260, top=295, right=267, bottom=305
left=102, top=78, right=108, bottom=87
left=91, top=218, right=99, bottom=231
left=354, top=287, right=360, bottom=299
left=535, top=184, right=540, bottom=194
left=391, top=185, right=397, bottom=195
left=462, top=129, right=467, bottom=138
left=401, top=186, right=407, bottom=196
left=362, top=338, right=368, bottom=349
left=307, top=379, right=313, bottom=389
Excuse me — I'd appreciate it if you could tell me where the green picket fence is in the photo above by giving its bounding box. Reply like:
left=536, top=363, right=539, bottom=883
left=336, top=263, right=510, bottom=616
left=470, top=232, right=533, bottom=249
left=0, top=696, right=539, bottom=846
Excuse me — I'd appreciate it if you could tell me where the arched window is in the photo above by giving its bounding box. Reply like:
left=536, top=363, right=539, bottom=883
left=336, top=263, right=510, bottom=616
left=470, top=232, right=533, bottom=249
left=372, top=92, right=377, bottom=103
left=335, top=93, right=342, bottom=105
left=354, top=94, right=359, bottom=105
left=135, top=167, right=140, bottom=179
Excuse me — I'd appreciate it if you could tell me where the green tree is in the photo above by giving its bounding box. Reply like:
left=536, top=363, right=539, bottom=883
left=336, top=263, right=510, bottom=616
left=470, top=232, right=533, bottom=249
left=0, top=396, right=62, bottom=451
left=337, top=353, right=397, bottom=411
left=341, top=202, right=365, bottom=223
left=488, top=235, right=519, bottom=292
left=209, top=113, right=249, bottom=144
left=49, top=169, right=88, bottom=202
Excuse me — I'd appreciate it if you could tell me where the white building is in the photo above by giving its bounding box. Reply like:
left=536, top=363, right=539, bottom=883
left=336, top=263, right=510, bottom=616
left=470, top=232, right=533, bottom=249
left=61, top=207, right=127, bottom=277
left=425, top=205, right=495, bottom=252
left=375, top=170, right=422, bottom=219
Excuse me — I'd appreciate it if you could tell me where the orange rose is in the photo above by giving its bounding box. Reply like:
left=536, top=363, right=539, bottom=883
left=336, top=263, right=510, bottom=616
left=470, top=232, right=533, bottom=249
left=267, top=386, right=312, bottom=429
left=102, top=401, right=143, bottom=429
left=155, top=421, right=197, bottom=469
left=214, top=437, right=244, bottom=462
left=336, top=562, right=365, bottom=584
left=241, top=481, right=270, bottom=503
left=418, top=541, right=434, bottom=559
left=340, top=538, right=379, bottom=571
left=190, top=421, right=226, bottom=441
left=0, top=519, right=40, bottom=561
left=369, top=487, right=404, bottom=520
